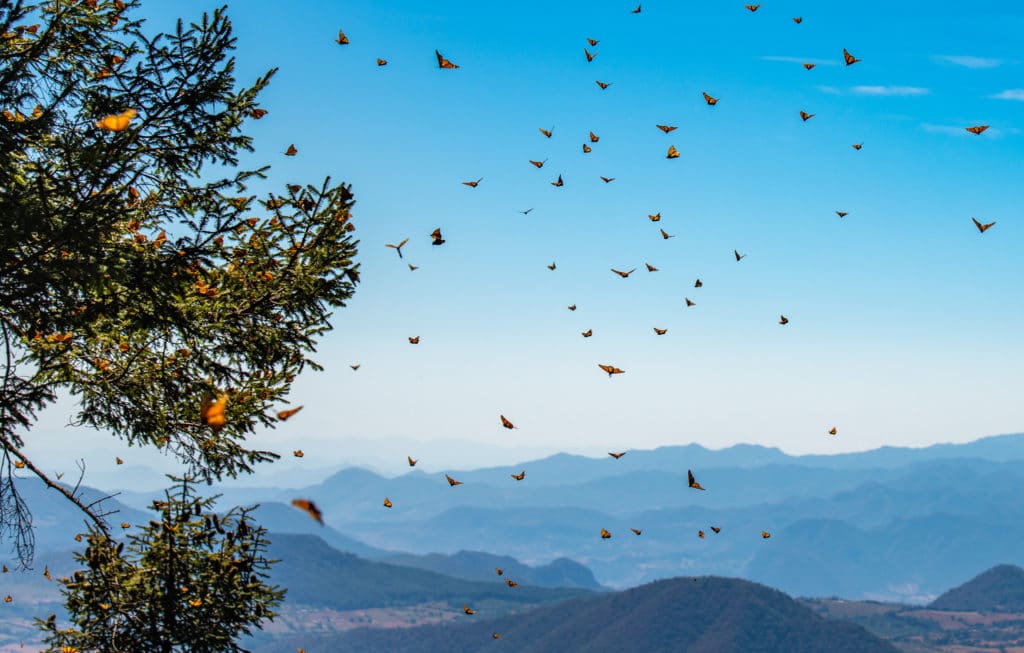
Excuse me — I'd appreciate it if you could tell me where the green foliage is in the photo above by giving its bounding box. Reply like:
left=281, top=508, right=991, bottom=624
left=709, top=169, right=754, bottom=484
left=0, top=0, right=360, bottom=561
left=36, top=477, right=284, bottom=653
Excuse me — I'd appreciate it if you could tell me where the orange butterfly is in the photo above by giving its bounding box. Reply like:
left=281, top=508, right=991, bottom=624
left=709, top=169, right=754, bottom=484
left=703, top=92, right=718, bottom=105
left=688, top=469, right=705, bottom=491
left=496, top=568, right=504, bottom=575
left=843, top=48, right=860, bottom=65
left=745, top=4, right=760, bottom=11
left=800, top=111, right=815, bottom=121
left=511, top=471, right=525, bottom=481
left=585, top=48, right=597, bottom=62
left=552, top=174, right=564, bottom=187
left=966, top=125, right=989, bottom=135
left=250, top=109, right=268, bottom=119
left=583, top=143, right=592, bottom=153
left=595, top=80, right=611, bottom=90
left=95, top=108, right=137, bottom=131
left=285, top=144, right=298, bottom=156
left=3, top=596, right=10, bottom=603
left=568, top=304, right=577, bottom=311
left=973, top=217, right=996, bottom=232
left=43, top=566, right=51, bottom=580
left=385, top=238, right=409, bottom=258
left=293, top=450, right=304, bottom=457
left=351, top=364, right=361, bottom=370
left=734, top=249, right=746, bottom=261
left=631, top=4, right=641, bottom=13
left=383, top=497, right=393, bottom=508
left=277, top=406, right=304, bottom=421
left=462, top=178, right=482, bottom=188
left=656, top=124, right=677, bottom=133
left=779, top=315, right=789, bottom=325
left=408, top=264, right=418, bottom=270
left=611, top=268, right=635, bottom=278
left=762, top=531, right=771, bottom=539
left=698, top=530, right=705, bottom=539
left=660, top=229, right=674, bottom=239
left=463, top=604, right=476, bottom=615
left=836, top=211, right=848, bottom=218
left=685, top=298, right=696, bottom=307
left=408, top=456, right=418, bottom=466
left=116, top=457, right=123, bottom=465
left=600, top=528, right=612, bottom=539
left=377, top=58, right=387, bottom=66
left=598, top=364, right=625, bottom=376
left=200, top=393, right=228, bottom=432
left=435, top=49, right=459, bottom=69
left=852, top=143, right=863, bottom=150
left=653, top=327, right=667, bottom=335
left=631, top=528, right=642, bottom=535
left=430, top=227, right=445, bottom=245
left=711, top=526, right=721, bottom=533
left=648, top=212, right=661, bottom=222
left=335, top=29, right=349, bottom=45
left=828, top=427, right=838, bottom=435
left=291, top=499, right=323, bottom=525
left=793, top=16, right=803, bottom=23
left=803, top=63, right=816, bottom=70
left=500, top=415, right=516, bottom=429
left=408, top=336, right=420, bottom=344
left=582, top=329, right=593, bottom=337
left=548, top=262, right=557, bottom=270
left=600, top=176, right=614, bottom=183
left=493, top=633, right=502, bottom=639
left=646, top=263, right=658, bottom=272
left=609, top=451, right=626, bottom=459
left=446, top=473, right=463, bottom=487
left=666, top=145, right=680, bottom=158
left=13, top=461, right=24, bottom=469
left=529, top=159, right=546, bottom=168
left=539, top=126, right=553, bottom=138
left=590, top=131, right=600, bottom=143
left=505, top=579, right=519, bottom=587
left=694, top=279, right=703, bottom=287
left=587, top=38, right=599, bottom=46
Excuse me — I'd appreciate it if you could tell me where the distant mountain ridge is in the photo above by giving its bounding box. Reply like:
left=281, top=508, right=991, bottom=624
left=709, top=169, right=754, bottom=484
left=930, top=564, right=1024, bottom=612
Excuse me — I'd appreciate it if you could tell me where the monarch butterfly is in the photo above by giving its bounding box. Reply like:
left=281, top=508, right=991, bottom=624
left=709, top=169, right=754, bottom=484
left=200, top=393, right=228, bottom=432
left=842, top=48, right=860, bottom=65
left=3, top=596, right=10, bottom=603
left=595, top=80, right=611, bottom=89
left=511, top=471, right=525, bottom=480
left=583, top=143, right=592, bottom=153
left=461, top=604, right=477, bottom=616
left=685, top=298, right=695, bottom=307
left=430, top=227, right=445, bottom=245
left=631, top=528, right=642, bottom=535
left=551, top=174, right=564, bottom=187
left=793, top=16, right=803, bottom=23
left=462, top=178, right=482, bottom=188
left=408, top=456, right=418, bottom=466
left=631, top=4, right=641, bottom=13
left=745, top=4, right=760, bottom=11
left=800, top=111, right=815, bottom=121
left=694, top=279, right=703, bottom=288
left=688, top=469, right=706, bottom=490
left=568, top=304, right=577, bottom=311
left=600, top=176, right=614, bottom=183
left=285, top=144, right=298, bottom=156
left=13, top=460, right=24, bottom=470
left=351, top=364, right=361, bottom=370
left=585, top=48, right=597, bottom=62
left=43, top=566, right=51, bottom=580
left=599, top=364, right=625, bottom=376
left=529, top=159, right=546, bottom=168
left=852, top=143, right=863, bottom=150
left=590, top=131, right=600, bottom=143
left=609, top=451, right=626, bottom=459
left=827, top=427, right=838, bottom=435
left=646, top=263, right=658, bottom=272
left=698, top=530, right=705, bottom=539
left=376, top=58, right=387, bottom=66
left=660, top=228, right=674, bottom=239
left=277, top=406, right=304, bottom=421
left=495, top=568, right=503, bottom=575
left=734, top=249, right=746, bottom=261
left=120, top=522, right=131, bottom=529
left=587, top=38, right=599, bottom=46
left=250, top=109, right=268, bottom=119
left=611, top=268, right=635, bottom=278
left=965, top=125, right=989, bottom=135
left=408, top=336, right=420, bottom=344
left=1, top=565, right=6, bottom=572
left=505, top=579, right=519, bottom=587
left=762, top=531, right=771, bottom=539
left=703, top=92, right=718, bottom=105
left=548, top=262, right=557, bottom=270
left=408, top=263, right=418, bottom=270
left=539, top=127, right=553, bottom=138
left=711, top=526, right=721, bottom=533
left=836, top=211, right=848, bottom=218
left=653, top=327, right=667, bottom=335
left=115, top=456, right=124, bottom=465
left=291, top=499, right=324, bottom=524
left=383, top=497, right=393, bottom=508
left=648, top=212, right=661, bottom=222
left=779, top=315, right=789, bottom=325
left=95, top=108, right=137, bottom=131
left=520, top=208, right=533, bottom=215
left=656, top=124, right=677, bottom=133
left=666, top=145, right=680, bottom=158
left=435, top=49, right=459, bottom=69
left=188, top=599, right=202, bottom=607
left=803, top=63, right=816, bottom=70
left=600, top=528, right=612, bottom=539
left=446, top=473, right=463, bottom=487
left=492, top=633, right=502, bottom=639
left=293, top=450, right=304, bottom=457
left=500, top=415, right=516, bottom=429
left=582, top=329, right=593, bottom=337
left=335, top=29, right=349, bottom=45
left=972, top=217, right=996, bottom=232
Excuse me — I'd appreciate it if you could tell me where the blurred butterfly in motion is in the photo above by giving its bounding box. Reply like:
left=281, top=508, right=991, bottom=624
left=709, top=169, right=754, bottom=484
left=568, top=304, right=577, bottom=311
left=462, top=178, right=482, bottom=188
left=277, top=406, right=304, bottom=421
left=703, top=92, right=718, bottom=105
left=667, top=145, right=680, bottom=159
left=611, top=268, right=636, bottom=278
left=793, top=16, right=803, bottom=23
left=688, top=469, right=706, bottom=490
left=500, top=415, right=516, bottom=429
left=646, top=263, right=658, bottom=272
left=200, top=393, right=228, bottom=432
left=335, top=29, right=349, bottom=45
left=852, top=143, right=863, bottom=150
left=745, top=4, right=760, bottom=11
left=505, top=579, right=519, bottom=587
left=590, top=131, right=600, bottom=143
left=511, top=471, right=525, bottom=481
left=463, top=604, right=476, bottom=615
left=582, top=329, right=593, bottom=337
left=631, top=528, right=642, bottom=535
left=435, top=49, right=459, bottom=69
left=496, top=568, right=504, bottom=575
left=800, top=111, right=815, bottom=121
left=734, top=250, right=746, bottom=261
left=762, top=531, right=771, bottom=539
left=843, top=48, right=861, bottom=65
left=551, top=174, right=564, bottom=187
left=430, top=228, right=445, bottom=245
left=803, top=63, right=816, bottom=70
left=698, top=530, right=705, bottom=539
left=96, top=108, right=137, bottom=132
left=600, top=176, right=614, bottom=183
left=711, top=526, right=721, bottom=533
left=585, top=48, right=597, bottom=62
left=408, top=456, right=418, bottom=466
left=383, top=497, right=393, bottom=508
left=660, top=229, right=674, bottom=239
left=376, top=58, right=387, bottom=66
left=609, top=451, right=626, bottom=459
left=648, top=212, right=661, bottom=222
left=656, top=124, right=677, bottom=133
left=385, top=238, right=409, bottom=258
left=548, top=262, right=557, bottom=270
left=285, top=144, right=298, bottom=156
left=966, top=125, right=989, bottom=135
left=599, top=364, right=625, bottom=377
left=828, top=427, right=838, bottom=435
left=293, top=450, right=304, bottom=457
left=685, top=298, right=695, bottom=307
left=446, top=473, right=463, bottom=487
left=694, top=279, right=703, bottom=288
left=779, top=315, right=789, bottom=325
left=587, top=38, right=599, bottom=46
left=350, top=364, right=361, bottom=370
left=529, top=159, right=546, bottom=168
left=291, top=499, right=323, bottom=525
left=653, top=327, right=667, bottom=335
left=631, top=4, right=641, bottom=13
left=973, top=217, right=996, bottom=232
left=600, top=528, right=612, bottom=539
left=836, top=211, right=848, bottom=218
left=595, top=80, right=611, bottom=90
left=408, top=336, right=420, bottom=344
left=539, top=127, right=553, bottom=138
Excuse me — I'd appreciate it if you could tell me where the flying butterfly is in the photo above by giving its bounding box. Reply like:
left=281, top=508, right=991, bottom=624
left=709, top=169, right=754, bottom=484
left=656, top=124, right=677, bottom=133
left=585, top=48, right=597, bottom=62
left=666, top=145, right=680, bottom=159
left=291, top=499, right=323, bottom=525
left=408, top=456, right=418, bottom=466
left=803, top=63, right=816, bottom=70
left=631, top=528, right=642, bottom=535
left=582, top=329, right=593, bottom=337
left=711, top=526, right=721, bottom=533
left=583, top=143, right=592, bottom=153
left=800, top=111, right=815, bottom=121
left=568, top=304, right=577, bottom=311
left=972, top=217, right=996, bottom=232
left=200, top=393, right=228, bottom=432
left=463, top=604, right=476, bottom=615
left=793, top=16, right=803, bottom=23
left=511, top=471, right=525, bottom=481
left=703, top=92, right=718, bottom=105
left=335, top=29, right=349, bottom=45
left=435, top=49, right=459, bottom=69
left=688, top=469, right=706, bottom=491
left=505, top=579, right=519, bottom=587
left=609, top=451, right=626, bottom=459
left=500, top=415, right=517, bottom=429
left=116, top=457, right=123, bottom=465
left=496, top=568, right=504, bottom=575
left=408, top=263, right=418, bottom=270
left=631, top=4, right=641, bottom=13
left=966, top=125, right=989, bottom=135
left=548, top=262, right=557, bottom=270
left=828, top=427, right=838, bottom=435
left=836, top=211, right=848, bottom=218
left=249, top=109, right=268, bottom=119
left=446, top=473, right=463, bottom=487
left=779, top=315, right=789, bottom=325
left=734, top=249, right=746, bottom=261
left=293, top=450, right=304, bottom=458
left=660, top=229, right=674, bottom=240
left=694, top=279, right=703, bottom=288
left=589, top=131, right=600, bottom=143
left=600, top=176, right=615, bottom=183
left=600, top=528, right=612, bottom=539
left=277, top=406, right=304, bottom=421
left=350, top=364, right=361, bottom=371
left=385, top=238, right=409, bottom=258
left=551, top=174, right=564, bottom=187
left=648, top=212, right=661, bottom=222
left=685, top=298, right=696, bottom=307
left=745, top=4, right=760, bottom=11
left=377, top=58, right=387, bottom=66
left=762, top=531, right=771, bottom=539
left=408, top=336, right=420, bottom=344
left=611, top=268, right=636, bottom=278
left=462, top=178, right=482, bottom=188
left=493, top=633, right=502, bottom=640
left=529, top=159, right=546, bottom=168
left=595, top=80, right=611, bottom=90
left=539, top=126, right=553, bottom=138
left=430, top=227, right=445, bottom=245
left=383, top=497, right=393, bottom=508
left=587, top=38, right=599, bottom=46
left=653, top=327, right=668, bottom=335
left=598, top=364, right=625, bottom=376
left=95, top=108, right=137, bottom=132
left=646, top=263, right=658, bottom=272
left=698, top=530, right=705, bottom=539
left=842, top=48, right=861, bottom=65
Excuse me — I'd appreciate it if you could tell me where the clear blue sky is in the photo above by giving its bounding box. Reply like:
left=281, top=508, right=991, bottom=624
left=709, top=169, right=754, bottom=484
left=32, top=0, right=1024, bottom=480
